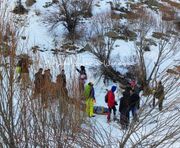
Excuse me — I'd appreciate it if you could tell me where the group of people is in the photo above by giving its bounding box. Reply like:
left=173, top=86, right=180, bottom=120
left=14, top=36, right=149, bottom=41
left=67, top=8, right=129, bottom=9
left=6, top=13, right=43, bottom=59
left=16, top=60, right=165, bottom=129
left=103, top=81, right=164, bottom=129
left=34, top=68, right=68, bottom=107
left=104, top=83, right=140, bottom=129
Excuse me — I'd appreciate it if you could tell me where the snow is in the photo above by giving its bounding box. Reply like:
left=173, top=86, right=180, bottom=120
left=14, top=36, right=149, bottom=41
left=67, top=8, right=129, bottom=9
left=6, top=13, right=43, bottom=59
left=1, top=0, right=180, bottom=147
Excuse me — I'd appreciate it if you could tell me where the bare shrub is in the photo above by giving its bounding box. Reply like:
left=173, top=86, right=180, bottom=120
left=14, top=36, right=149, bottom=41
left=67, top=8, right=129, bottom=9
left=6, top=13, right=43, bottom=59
left=43, top=0, right=93, bottom=40
left=85, top=13, right=129, bottom=85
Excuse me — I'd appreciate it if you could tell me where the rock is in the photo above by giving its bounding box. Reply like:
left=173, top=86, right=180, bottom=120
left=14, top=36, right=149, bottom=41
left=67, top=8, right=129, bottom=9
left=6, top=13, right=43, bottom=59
left=105, top=31, right=119, bottom=39
left=79, top=44, right=92, bottom=53
left=25, top=0, right=36, bottom=7
left=12, top=4, right=28, bottom=15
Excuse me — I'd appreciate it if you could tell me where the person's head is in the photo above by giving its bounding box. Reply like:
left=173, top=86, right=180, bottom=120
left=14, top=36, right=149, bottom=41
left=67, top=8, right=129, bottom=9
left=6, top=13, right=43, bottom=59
left=80, top=65, right=85, bottom=70
left=47, top=69, right=51, bottom=74
left=111, top=86, right=117, bottom=92
left=39, top=68, right=43, bottom=73
left=61, top=69, right=65, bottom=74
left=88, top=82, right=93, bottom=87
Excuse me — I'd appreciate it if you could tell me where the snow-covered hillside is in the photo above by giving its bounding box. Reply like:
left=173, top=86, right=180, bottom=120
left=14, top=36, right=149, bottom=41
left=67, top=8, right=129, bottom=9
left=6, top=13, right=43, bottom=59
left=0, top=0, right=180, bottom=147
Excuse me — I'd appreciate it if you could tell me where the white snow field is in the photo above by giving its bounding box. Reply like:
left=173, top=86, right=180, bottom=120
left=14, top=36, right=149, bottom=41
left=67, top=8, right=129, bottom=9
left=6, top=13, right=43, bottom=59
left=0, top=0, right=180, bottom=147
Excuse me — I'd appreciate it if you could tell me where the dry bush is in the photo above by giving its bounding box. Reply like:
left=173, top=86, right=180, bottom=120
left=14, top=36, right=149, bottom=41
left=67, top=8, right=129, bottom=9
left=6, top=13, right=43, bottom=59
left=159, top=5, right=176, bottom=21
left=126, top=8, right=180, bottom=95
left=161, top=0, right=180, bottom=9
left=43, top=0, right=93, bottom=40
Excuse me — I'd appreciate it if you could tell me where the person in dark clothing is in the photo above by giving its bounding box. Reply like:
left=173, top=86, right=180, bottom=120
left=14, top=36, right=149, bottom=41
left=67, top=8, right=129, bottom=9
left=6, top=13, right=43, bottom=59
left=76, top=65, right=87, bottom=95
left=41, top=69, right=52, bottom=108
left=56, top=69, right=68, bottom=98
left=34, top=68, right=43, bottom=96
left=56, top=69, right=66, bottom=88
left=129, top=79, right=141, bottom=109
left=129, top=89, right=140, bottom=122
left=21, top=58, right=31, bottom=88
left=107, top=86, right=117, bottom=122
left=119, top=87, right=131, bottom=129
left=153, top=81, right=165, bottom=111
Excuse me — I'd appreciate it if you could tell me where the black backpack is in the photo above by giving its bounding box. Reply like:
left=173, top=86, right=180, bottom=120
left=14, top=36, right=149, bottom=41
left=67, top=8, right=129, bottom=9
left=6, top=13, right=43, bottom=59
left=105, top=91, right=108, bottom=103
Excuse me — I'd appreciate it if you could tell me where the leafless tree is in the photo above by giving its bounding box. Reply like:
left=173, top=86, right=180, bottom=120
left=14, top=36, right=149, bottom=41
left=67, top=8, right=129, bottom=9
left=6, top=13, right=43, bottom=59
left=126, top=8, right=180, bottom=93
left=85, top=13, right=129, bottom=85
left=43, top=0, right=93, bottom=39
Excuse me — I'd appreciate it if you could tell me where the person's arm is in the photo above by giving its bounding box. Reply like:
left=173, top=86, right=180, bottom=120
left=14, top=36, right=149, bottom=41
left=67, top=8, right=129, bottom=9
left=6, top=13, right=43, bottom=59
left=76, top=68, right=80, bottom=73
left=90, top=87, right=95, bottom=100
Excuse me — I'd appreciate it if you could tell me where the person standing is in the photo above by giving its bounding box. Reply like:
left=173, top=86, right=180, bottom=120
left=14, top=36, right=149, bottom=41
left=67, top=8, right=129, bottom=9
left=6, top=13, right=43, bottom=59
left=34, top=68, right=43, bottom=96
left=41, top=69, right=52, bottom=108
left=76, top=65, right=87, bottom=95
left=129, top=89, right=140, bottom=122
left=21, top=58, right=31, bottom=88
left=107, top=86, right=117, bottom=122
left=56, top=69, right=68, bottom=98
left=84, top=82, right=95, bottom=117
left=119, top=87, right=131, bottom=129
left=153, top=81, right=165, bottom=111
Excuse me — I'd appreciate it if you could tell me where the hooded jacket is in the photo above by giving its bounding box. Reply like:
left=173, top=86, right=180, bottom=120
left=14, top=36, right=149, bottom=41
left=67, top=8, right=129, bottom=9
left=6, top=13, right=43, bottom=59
left=107, top=86, right=116, bottom=108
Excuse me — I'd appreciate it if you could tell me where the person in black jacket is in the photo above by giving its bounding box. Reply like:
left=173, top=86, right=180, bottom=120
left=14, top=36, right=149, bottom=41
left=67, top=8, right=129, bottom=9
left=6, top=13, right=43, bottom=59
left=129, top=89, right=140, bottom=122
left=119, top=87, right=131, bottom=129
left=76, top=65, right=87, bottom=95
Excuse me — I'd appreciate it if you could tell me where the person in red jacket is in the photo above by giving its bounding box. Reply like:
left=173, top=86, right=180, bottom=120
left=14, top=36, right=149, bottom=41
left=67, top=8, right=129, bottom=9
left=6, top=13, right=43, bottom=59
left=107, top=86, right=117, bottom=122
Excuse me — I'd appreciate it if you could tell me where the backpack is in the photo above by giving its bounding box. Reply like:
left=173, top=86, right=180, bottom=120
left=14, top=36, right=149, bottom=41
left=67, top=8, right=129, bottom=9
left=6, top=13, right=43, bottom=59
left=105, top=91, right=108, bottom=103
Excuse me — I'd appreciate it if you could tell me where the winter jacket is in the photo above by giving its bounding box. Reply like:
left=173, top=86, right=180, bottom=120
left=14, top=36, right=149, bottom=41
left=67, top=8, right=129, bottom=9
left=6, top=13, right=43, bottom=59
left=76, top=68, right=87, bottom=81
left=21, top=59, right=29, bottom=73
left=56, top=73, right=66, bottom=88
left=84, top=84, right=92, bottom=99
left=34, top=71, right=44, bottom=93
left=107, top=86, right=116, bottom=108
left=90, top=87, right=95, bottom=100
left=154, top=84, right=165, bottom=100
left=119, top=90, right=130, bottom=113
left=129, top=93, right=140, bottom=108
left=107, top=91, right=115, bottom=108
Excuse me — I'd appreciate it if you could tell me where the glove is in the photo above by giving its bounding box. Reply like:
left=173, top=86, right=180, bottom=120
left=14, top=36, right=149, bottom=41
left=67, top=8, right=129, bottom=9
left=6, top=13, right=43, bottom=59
left=115, top=101, right=118, bottom=106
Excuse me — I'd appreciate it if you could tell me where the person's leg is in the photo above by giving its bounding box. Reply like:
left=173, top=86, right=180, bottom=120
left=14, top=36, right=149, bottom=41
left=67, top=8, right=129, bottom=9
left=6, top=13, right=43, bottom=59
left=112, top=106, right=117, bottom=120
left=107, top=107, right=112, bottom=122
left=153, top=97, right=156, bottom=107
left=85, top=99, right=90, bottom=117
left=137, top=99, right=140, bottom=110
left=120, top=111, right=129, bottom=129
left=89, top=99, right=94, bottom=117
left=132, top=106, right=138, bottom=122
left=125, top=110, right=130, bottom=128
left=131, top=106, right=136, bottom=117
left=159, top=99, right=163, bottom=111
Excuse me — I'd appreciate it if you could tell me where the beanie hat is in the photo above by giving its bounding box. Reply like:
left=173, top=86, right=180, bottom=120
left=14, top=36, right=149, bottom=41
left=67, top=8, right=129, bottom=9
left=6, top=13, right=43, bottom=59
left=111, top=86, right=117, bottom=92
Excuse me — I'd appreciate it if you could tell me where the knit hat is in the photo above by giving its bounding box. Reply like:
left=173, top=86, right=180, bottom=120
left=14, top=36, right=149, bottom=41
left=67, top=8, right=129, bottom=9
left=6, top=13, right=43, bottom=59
left=111, top=86, right=117, bottom=92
